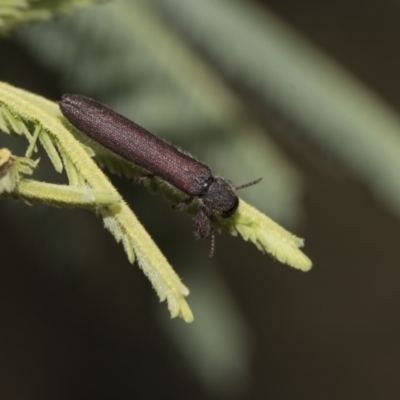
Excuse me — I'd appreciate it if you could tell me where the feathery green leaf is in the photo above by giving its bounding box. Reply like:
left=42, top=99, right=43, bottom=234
left=0, top=81, right=194, bottom=322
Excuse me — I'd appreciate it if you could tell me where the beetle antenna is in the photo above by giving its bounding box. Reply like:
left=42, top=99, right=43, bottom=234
left=236, top=177, right=262, bottom=191
left=209, top=231, right=215, bottom=258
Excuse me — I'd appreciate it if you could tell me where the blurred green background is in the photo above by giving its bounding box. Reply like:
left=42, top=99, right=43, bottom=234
left=1, top=0, right=400, bottom=399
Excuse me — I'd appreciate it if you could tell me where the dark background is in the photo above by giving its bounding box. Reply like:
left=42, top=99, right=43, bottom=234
left=1, top=1, right=400, bottom=399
